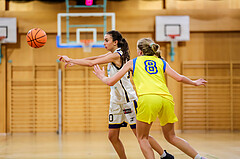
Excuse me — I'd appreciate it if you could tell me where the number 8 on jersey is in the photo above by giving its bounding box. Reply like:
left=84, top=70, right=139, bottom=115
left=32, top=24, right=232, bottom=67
left=144, top=60, right=158, bottom=74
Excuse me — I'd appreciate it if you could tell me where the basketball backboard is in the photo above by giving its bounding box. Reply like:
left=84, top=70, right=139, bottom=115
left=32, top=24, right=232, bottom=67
left=155, top=16, right=189, bottom=42
left=0, top=18, right=17, bottom=43
left=57, top=13, right=115, bottom=49
left=155, top=16, right=189, bottom=62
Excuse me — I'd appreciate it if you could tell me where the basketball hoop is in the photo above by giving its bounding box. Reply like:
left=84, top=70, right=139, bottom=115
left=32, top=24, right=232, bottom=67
left=168, top=34, right=180, bottom=62
left=81, top=39, right=93, bottom=53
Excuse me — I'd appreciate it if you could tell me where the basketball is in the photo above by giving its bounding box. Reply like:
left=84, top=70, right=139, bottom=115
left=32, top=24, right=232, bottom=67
left=26, top=28, right=47, bottom=48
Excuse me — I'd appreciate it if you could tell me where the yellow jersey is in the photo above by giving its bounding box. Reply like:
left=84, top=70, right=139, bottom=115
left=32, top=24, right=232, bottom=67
left=132, top=56, right=173, bottom=101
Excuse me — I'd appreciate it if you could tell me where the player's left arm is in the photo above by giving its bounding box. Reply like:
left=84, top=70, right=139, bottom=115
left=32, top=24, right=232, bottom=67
left=93, top=60, right=133, bottom=86
left=165, top=62, right=207, bottom=86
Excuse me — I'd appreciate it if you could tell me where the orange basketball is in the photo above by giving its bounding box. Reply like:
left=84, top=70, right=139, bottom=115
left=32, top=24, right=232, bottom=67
left=26, top=28, right=47, bottom=48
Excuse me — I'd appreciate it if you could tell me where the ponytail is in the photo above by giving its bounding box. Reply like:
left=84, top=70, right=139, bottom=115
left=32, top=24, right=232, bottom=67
left=137, top=38, right=163, bottom=59
left=119, top=38, right=130, bottom=63
left=150, top=43, right=162, bottom=59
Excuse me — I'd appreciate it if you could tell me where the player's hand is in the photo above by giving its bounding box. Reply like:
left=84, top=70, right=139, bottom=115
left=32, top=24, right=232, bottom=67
left=93, top=64, right=106, bottom=80
left=194, top=78, right=207, bottom=86
left=58, top=55, right=74, bottom=68
left=65, top=63, right=75, bottom=68
left=58, top=55, right=71, bottom=63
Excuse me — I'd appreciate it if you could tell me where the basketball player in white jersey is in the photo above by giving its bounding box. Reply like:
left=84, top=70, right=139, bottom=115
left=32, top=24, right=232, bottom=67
left=58, top=30, right=174, bottom=159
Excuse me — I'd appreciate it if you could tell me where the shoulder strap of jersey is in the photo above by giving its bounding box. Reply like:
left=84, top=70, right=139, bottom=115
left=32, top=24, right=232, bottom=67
left=112, top=48, right=124, bottom=70
left=115, top=48, right=122, bottom=57
left=160, top=58, right=166, bottom=72
left=132, top=57, right=137, bottom=76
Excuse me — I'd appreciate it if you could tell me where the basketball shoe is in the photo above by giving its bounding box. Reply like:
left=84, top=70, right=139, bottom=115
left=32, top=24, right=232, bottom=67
left=161, top=150, right=174, bottom=159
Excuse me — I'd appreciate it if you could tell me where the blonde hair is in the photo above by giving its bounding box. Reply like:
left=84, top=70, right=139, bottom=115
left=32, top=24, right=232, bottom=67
left=137, top=38, right=162, bottom=58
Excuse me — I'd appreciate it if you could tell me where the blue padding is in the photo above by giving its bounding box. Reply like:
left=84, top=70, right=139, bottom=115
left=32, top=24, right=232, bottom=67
left=92, top=45, right=105, bottom=48
left=56, top=36, right=105, bottom=48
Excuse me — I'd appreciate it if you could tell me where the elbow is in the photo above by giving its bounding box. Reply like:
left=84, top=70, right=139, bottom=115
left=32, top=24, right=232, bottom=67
left=176, top=76, right=183, bottom=82
left=105, top=79, right=116, bottom=86
left=106, top=81, right=114, bottom=86
left=88, top=62, right=94, bottom=67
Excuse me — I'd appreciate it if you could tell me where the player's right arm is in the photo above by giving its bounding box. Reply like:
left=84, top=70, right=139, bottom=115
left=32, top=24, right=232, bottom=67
left=82, top=52, right=112, bottom=60
left=58, top=53, right=119, bottom=67
left=58, top=52, right=112, bottom=66
left=165, top=62, right=207, bottom=86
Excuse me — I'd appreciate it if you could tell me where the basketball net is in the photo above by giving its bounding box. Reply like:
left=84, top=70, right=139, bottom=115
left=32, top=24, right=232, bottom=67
left=81, top=40, right=93, bottom=53
left=168, top=34, right=179, bottom=62
left=168, top=34, right=179, bottom=48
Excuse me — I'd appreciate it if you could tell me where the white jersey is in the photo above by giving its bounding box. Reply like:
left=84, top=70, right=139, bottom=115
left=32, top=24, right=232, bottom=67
left=107, top=48, right=138, bottom=104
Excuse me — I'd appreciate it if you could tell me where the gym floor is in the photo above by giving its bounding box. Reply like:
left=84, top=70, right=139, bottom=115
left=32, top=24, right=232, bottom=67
left=0, top=131, right=239, bottom=159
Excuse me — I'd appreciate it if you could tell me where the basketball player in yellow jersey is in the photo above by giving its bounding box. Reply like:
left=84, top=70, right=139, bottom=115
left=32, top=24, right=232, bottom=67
left=93, top=38, right=207, bottom=159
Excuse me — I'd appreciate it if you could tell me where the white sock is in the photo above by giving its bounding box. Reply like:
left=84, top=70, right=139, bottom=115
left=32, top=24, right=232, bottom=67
left=194, top=154, right=201, bottom=159
left=160, top=151, right=166, bottom=158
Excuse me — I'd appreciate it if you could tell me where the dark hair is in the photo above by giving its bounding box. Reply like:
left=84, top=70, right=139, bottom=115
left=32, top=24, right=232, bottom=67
left=137, top=38, right=162, bottom=59
left=106, top=30, right=130, bottom=64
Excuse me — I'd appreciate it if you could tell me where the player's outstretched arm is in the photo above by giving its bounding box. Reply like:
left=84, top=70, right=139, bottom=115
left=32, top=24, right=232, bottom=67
left=165, top=62, right=207, bottom=86
left=82, top=52, right=112, bottom=60
left=58, top=53, right=119, bottom=67
left=93, top=60, right=133, bottom=86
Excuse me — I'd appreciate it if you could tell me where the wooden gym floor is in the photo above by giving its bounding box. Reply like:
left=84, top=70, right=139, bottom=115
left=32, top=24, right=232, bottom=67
left=0, top=131, right=240, bottom=159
